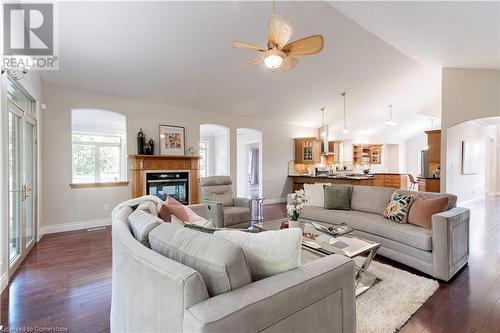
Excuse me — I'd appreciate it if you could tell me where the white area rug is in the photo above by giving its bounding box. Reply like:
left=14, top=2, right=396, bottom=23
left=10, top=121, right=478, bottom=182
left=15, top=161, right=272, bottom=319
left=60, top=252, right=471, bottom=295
left=353, top=257, right=439, bottom=333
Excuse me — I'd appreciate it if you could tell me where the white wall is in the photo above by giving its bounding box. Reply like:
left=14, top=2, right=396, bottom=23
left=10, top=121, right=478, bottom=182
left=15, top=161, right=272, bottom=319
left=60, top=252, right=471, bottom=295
left=485, top=124, right=500, bottom=194
left=385, top=144, right=400, bottom=173
left=446, top=121, right=488, bottom=204
left=441, top=68, right=500, bottom=192
left=40, top=84, right=316, bottom=231
left=406, top=133, right=427, bottom=177
left=341, top=140, right=353, bottom=162
left=0, top=71, right=42, bottom=292
left=213, top=133, right=229, bottom=176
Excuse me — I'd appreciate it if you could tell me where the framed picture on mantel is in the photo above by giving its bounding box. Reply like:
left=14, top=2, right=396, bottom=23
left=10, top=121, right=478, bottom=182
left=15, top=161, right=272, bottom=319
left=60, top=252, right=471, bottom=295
left=159, top=125, right=185, bottom=156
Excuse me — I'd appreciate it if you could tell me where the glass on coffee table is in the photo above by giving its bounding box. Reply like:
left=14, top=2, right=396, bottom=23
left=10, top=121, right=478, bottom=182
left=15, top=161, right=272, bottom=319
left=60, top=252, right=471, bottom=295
left=255, top=220, right=381, bottom=296
left=301, top=223, right=381, bottom=296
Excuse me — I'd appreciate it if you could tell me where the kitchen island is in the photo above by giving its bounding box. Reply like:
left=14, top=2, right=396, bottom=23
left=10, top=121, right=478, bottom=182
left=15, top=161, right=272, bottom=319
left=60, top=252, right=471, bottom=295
left=289, top=174, right=374, bottom=191
left=289, top=173, right=408, bottom=191
left=417, top=177, right=440, bottom=193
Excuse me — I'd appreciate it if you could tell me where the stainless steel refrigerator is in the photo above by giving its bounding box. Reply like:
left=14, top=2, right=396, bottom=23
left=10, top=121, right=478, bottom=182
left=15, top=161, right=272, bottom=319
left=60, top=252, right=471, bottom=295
left=420, top=150, right=429, bottom=178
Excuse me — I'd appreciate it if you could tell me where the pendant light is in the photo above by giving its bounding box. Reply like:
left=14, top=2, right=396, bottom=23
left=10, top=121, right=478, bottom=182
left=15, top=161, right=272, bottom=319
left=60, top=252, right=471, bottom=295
left=319, top=107, right=329, bottom=154
left=385, top=104, right=397, bottom=126
left=342, top=92, right=348, bottom=134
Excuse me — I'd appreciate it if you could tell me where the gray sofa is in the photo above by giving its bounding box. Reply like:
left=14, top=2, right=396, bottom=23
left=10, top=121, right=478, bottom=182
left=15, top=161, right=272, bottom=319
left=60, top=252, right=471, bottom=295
left=111, top=203, right=356, bottom=333
left=298, top=186, right=470, bottom=281
left=200, top=176, right=251, bottom=228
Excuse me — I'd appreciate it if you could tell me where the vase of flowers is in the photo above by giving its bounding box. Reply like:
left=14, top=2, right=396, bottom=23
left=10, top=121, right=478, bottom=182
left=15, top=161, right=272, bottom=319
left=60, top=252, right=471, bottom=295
left=286, top=189, right=307, bottom=228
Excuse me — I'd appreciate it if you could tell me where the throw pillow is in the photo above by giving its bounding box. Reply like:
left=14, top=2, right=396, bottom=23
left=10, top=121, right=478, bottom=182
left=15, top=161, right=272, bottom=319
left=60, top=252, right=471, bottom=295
left=149, top=222, right=252, bottom=297
left=136, top=200, right=159, bottom=216
left=128, top=209, right=163, bottom=247
left=323, top=185, right=352, bottom=210
left=408, top=196, right=450, bottom=229
left=303, top=183, right=330, bottom=207
left=384, top=191, right=415, bottom=223
left=159, top=196, right=189, bottom=223
left=213, top=228, right=302, bottom=281
left=184, top=206, right=215, bottom=228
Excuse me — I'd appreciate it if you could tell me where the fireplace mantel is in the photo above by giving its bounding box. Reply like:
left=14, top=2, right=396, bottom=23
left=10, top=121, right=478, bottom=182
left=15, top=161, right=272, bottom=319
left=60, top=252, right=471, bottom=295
left=129, top=154, right=201, bottom=203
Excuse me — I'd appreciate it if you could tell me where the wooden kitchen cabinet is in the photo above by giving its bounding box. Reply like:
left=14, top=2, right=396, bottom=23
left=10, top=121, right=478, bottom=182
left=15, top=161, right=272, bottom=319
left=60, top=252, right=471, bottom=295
left=418, top=178, right=440, bottom=193
left=294, top=138, right=322, bottom=164
left=370, top=145, right=382, bottom=164
left=426, top=130, right=441, bottom=162
left=373, top=174, right=385, bottom=187
left=352, top=144, right=383, bottom=165
left=426, top=130, right=441, bottom=175
left=373, top=174, right=408, bottom=189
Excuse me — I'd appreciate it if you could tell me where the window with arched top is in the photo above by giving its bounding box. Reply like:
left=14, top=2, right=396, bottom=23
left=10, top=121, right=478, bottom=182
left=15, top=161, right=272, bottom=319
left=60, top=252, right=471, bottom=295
left=71, top=109, right=127, bottom=185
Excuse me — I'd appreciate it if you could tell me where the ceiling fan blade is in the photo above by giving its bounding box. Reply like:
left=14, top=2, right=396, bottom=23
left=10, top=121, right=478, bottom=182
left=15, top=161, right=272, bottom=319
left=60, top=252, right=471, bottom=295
left=280, top=56, right=298, bottom=71
left=230, top=41, right=265, bottom=52
left=268, top=15, right=293, bottom=49
left=246, top=56, right=263, bottom=66
left=282, top=35, right=324, bottom=56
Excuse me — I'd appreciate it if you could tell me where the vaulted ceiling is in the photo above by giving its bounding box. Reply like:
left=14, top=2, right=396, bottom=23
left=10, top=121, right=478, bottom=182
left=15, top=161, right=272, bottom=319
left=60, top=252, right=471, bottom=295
left=40, top=1, right=499, bottom=142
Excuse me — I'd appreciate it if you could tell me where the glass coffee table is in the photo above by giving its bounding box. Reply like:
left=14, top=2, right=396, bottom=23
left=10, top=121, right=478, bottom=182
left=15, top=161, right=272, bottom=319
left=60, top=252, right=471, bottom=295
left=255, top=220, right=381, bottom=296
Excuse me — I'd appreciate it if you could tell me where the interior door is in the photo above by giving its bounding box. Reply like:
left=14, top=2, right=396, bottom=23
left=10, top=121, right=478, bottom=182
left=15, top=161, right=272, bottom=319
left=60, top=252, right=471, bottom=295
left=7, top=80, right=37, bottom=276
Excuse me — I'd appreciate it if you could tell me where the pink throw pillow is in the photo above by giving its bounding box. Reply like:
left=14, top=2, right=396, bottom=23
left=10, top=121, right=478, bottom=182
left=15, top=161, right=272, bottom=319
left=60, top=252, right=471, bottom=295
left=159, top=197, right=189, bottom=223
left=408, top=196, right=449, bottom=229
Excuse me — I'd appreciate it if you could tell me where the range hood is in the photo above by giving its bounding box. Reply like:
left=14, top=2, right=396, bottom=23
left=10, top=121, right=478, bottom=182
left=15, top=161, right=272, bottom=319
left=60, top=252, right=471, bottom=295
left=318, top=124, right=329, bottom=154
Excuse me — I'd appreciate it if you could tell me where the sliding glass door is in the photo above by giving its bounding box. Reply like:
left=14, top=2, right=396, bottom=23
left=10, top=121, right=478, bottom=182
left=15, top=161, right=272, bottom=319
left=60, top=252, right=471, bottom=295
left=7, top=78, right=37, bottom=275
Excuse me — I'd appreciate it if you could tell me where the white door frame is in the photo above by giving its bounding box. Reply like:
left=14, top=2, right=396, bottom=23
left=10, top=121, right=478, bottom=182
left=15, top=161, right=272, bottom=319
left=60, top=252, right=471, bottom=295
left=2, top=76, right=38, bottom=278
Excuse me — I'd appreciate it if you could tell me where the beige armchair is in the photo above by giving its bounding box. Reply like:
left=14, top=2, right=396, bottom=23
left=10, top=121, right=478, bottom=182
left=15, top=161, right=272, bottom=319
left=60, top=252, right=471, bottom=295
left=200, top=176, right=251, bottom=228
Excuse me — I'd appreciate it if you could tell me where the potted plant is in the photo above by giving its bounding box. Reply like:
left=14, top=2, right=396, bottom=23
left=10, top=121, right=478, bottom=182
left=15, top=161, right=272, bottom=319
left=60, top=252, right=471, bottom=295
left=286, top=189, right=307, bottom=228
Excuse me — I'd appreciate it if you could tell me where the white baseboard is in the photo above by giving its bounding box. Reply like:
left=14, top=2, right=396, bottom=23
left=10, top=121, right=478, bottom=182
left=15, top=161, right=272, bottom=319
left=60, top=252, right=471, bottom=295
left=0, top=272, right=8, bottom=293
left=458, top=195, right=485, bottom=207
left=39, top=218, right=112, bottom=237
left=263, top=197, right=287, bottom=205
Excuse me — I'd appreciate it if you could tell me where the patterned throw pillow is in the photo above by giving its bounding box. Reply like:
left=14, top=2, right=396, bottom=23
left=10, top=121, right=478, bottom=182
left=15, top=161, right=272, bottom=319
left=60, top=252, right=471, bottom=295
left=384, top=192, right=415, bottom=223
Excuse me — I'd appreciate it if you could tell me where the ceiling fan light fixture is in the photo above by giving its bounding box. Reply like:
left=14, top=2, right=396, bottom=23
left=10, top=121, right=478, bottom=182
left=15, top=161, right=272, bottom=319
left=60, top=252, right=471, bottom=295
left=264, top=54, right=283, bottom=69
left=263, top=49, right=285, bottom=70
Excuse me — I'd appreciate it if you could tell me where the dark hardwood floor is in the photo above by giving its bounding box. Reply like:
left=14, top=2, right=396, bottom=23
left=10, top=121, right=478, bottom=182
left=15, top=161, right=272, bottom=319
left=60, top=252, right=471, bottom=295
left=1, top=199, right=499, bottom=332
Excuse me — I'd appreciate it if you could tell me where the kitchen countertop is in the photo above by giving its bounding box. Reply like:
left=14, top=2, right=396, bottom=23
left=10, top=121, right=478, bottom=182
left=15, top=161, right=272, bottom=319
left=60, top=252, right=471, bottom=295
left=417, top=177, right=441, bottom=180
left=288, top=174, right=374, bottom=181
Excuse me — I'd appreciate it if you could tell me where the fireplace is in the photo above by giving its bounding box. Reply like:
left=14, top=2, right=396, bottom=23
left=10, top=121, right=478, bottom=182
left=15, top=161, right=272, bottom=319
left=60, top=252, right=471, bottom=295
left=146, top=172, right=189, bottom=204
left=129, top=155, right=200, bottom=204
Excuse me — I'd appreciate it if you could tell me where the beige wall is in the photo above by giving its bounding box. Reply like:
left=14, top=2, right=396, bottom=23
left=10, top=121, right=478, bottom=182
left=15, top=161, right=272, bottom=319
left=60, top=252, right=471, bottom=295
left=441, top=68, right=500, bottom=193
left=40, top=84, right=316, bottom=232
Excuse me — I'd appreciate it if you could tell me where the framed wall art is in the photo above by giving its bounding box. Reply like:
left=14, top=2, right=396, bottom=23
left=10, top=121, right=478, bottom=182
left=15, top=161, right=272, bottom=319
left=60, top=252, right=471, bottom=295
left=159, top=125, right=185, bottom=156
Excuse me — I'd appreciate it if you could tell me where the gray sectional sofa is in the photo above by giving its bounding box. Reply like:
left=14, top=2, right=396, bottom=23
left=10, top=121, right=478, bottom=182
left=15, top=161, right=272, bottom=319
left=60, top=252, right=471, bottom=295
left=298, top=186, right=470, bottom=281
left=110, top=202, right=356, bottom=333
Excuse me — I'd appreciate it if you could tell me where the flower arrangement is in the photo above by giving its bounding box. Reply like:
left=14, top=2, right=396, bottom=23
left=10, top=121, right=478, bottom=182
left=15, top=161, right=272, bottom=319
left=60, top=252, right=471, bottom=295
left=286, top=189, right=307, bottom=221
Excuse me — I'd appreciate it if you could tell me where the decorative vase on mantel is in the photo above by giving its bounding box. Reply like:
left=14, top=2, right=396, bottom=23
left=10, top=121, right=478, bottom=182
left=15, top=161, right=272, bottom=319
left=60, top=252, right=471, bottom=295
left=148, top=138, right=155, bottom=155
left=137, top=128, right=145, bottom=155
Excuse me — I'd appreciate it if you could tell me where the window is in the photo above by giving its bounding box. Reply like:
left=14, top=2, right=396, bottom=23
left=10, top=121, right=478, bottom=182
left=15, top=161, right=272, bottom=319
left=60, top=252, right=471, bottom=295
left=71, top=109, right=126, bottom=184
left=199, top=140, right=209, bottom=178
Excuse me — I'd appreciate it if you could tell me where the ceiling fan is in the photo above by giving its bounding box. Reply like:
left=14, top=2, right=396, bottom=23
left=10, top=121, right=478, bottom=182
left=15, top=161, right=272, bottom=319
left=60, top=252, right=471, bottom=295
left=230, top=3, right=324, bottom=72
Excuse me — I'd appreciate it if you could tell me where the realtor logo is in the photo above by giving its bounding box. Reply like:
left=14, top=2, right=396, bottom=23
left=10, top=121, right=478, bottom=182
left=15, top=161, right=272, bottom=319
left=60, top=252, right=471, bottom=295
left=2, top=2, right=58, bottom=70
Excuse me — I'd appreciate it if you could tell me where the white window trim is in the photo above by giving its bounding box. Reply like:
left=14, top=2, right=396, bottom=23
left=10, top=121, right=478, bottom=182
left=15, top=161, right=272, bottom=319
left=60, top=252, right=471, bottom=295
left=71, top=131, right=127, bottom=184
left=199, top=139, right=210, bottom=178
